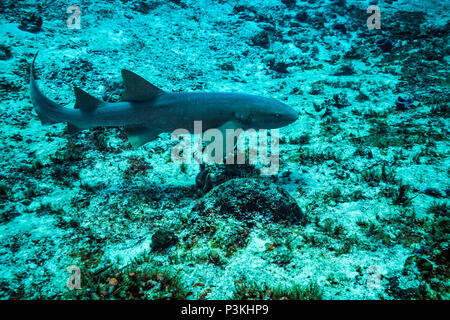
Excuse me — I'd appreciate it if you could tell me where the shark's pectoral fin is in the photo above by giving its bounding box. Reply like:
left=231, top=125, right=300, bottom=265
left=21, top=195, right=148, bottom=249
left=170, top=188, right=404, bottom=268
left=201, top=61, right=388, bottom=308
left=73, top=86, right=102, bottom=111
left=218, top=120, right=243, bottom=141
left=121, top=69, right=165, bottom=102
left=124, top=126, right=161, bottom=148
left=203, top=121, right=243, bottom=161
left=221, top=121, right=244, bottom=159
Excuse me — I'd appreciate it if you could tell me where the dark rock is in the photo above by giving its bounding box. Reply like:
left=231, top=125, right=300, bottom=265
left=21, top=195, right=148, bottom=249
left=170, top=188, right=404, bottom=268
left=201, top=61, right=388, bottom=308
left=0, top=184, right=8, bottom=200
left=334, top=64, right=355, bottom=76
left=192, top=178, right=305, bottom=224
left=328, top=93, right=350, bottom=109
left=353, top=147, right=373, bottom=159
left=376, top=38, right=394, bottom=52
left=423, top=187, right=443, bottom=198
left=343, top=47, right=363, bottom=60
left=333, top=23, right=347, bottom=34
left=169, top=0, right=187, bottom=9
left=271, top=61, right=289, bottom=74
left=233, top=5, right=257, bottom=21
left=220, top=61, right=235, bottom=71
left=233, top=5, right=250, bottom=14
left=0, top=45, right=12, bottom=60
left=294, top=12, right=308, bottom=23
left=309, top=13, right=326, bottom=29
left=132, top=1, right=161, bottom=14
left=151, top=229, right=178, bottom=252
left=251, top=31, right=270, bottom=49
left=18, top=13, right=43, bottom=33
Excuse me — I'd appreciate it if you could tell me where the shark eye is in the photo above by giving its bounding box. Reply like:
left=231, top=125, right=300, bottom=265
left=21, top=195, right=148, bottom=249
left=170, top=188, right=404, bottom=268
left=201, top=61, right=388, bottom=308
left=274, top=113, right=280, bottom=118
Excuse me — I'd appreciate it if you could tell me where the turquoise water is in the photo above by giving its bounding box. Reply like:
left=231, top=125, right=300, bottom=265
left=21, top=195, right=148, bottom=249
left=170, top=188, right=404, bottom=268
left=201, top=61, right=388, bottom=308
left=0, top=0, right=448, bottom=300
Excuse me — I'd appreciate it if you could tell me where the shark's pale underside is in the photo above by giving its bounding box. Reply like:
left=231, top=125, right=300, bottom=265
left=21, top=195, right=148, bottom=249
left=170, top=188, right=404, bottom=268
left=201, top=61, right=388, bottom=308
left=30, top=53, right=298, bottom=148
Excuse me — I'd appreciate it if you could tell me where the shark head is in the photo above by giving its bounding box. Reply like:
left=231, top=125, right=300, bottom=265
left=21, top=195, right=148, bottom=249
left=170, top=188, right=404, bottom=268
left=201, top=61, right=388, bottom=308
left=237, top=94, right=298, bottom=130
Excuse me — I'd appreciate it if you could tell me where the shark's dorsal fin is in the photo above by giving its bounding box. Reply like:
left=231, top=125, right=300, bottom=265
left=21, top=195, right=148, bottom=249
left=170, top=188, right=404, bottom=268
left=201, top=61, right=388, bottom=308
left=74, top=86, right=102, bottom=111
left=121, top=69, right=164, bottom=102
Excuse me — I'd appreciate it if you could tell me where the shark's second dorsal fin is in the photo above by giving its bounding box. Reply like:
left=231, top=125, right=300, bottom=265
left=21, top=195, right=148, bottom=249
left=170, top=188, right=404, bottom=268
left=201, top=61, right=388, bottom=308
left=74, top=86, right=102, bottom=111
left=121, top=69, right=164, bottom=102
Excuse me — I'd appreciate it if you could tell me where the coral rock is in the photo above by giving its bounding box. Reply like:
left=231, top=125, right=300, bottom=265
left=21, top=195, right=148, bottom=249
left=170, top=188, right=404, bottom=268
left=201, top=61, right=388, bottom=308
left=192, top=178, right=305, bottom=224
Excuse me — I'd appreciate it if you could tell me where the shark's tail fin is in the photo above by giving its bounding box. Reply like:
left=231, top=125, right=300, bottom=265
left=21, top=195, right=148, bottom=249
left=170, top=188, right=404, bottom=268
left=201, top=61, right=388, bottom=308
left=29, top=52, right=61, bottom=125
